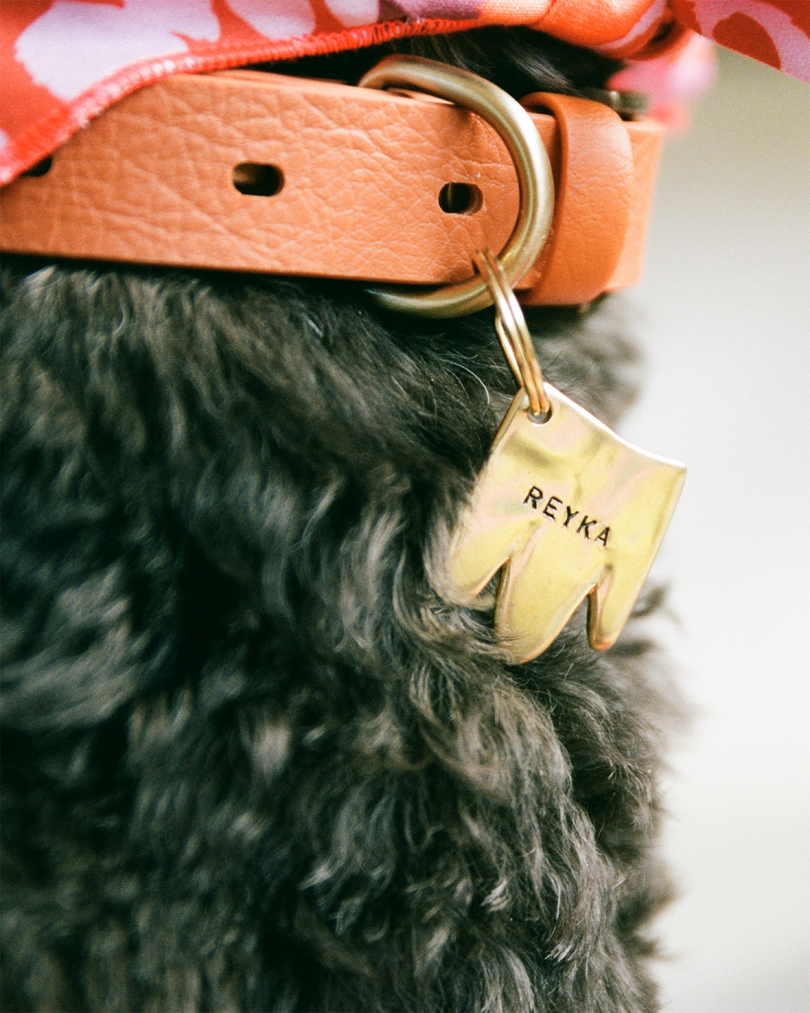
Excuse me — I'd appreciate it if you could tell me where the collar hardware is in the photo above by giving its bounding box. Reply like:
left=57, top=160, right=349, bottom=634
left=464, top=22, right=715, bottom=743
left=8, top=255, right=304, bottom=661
left=358, top=56, right=554, bottom=319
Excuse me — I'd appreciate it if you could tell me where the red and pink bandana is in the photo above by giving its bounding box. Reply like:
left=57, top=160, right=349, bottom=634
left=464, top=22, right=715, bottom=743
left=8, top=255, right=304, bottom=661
left=1, top=1, right=808, bottom=186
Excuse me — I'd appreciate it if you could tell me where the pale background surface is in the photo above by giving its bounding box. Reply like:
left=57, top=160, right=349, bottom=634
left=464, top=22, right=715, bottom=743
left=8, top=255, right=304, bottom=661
left=620, top=48, right=810, bottom=1013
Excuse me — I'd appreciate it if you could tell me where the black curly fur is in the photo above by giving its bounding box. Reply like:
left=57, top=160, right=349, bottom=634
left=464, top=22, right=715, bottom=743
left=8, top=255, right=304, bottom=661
left=1, top=27, right=682, bottom=1013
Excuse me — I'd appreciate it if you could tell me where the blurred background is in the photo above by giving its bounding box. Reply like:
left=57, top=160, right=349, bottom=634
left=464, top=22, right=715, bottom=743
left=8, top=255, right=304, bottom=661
left=621, top=47, right=810, bottom=1013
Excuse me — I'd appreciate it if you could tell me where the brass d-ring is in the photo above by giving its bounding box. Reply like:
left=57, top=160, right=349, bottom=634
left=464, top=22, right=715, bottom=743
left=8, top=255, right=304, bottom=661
left=359, top=55, right=554, bottom=319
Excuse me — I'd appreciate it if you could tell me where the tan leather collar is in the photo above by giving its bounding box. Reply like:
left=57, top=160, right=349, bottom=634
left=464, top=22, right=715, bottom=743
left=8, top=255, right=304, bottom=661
left=0, top=70, right=662, bottom=307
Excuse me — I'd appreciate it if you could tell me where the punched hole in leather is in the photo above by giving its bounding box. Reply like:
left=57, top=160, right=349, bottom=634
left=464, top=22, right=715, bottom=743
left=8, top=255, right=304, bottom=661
left=232, top=163, right=284, bottom=197
left=21, top=156, right=52, bottom=178
left=438, top=182, right=483, bottom=215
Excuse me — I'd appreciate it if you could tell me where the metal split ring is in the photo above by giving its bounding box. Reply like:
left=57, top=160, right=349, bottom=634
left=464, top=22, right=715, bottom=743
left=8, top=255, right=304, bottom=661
left=359, top=55, right=554, bottom=319
left=473, top=249, right=551, bottom=419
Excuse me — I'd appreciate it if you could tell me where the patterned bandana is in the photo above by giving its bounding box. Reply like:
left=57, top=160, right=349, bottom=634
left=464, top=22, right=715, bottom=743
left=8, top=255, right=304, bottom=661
left=1, top=1, right=808, bottom=185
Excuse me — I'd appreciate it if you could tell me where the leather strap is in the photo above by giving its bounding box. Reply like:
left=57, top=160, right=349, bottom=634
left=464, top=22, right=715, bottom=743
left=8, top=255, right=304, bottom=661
left=519, top=92, right=633, bottom=305
left=0, top=71, right=662, bottom=307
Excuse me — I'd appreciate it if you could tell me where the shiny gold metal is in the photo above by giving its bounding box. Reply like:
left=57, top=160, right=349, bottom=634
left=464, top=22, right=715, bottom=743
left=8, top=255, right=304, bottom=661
left=359, top=55, right=554, bottom=319
left=447, top=386, right=685, bottom=662
left=472, top=248, right=550, bottom=418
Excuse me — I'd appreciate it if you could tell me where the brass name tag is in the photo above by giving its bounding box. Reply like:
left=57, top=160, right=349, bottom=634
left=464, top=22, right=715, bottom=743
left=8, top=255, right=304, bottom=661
left=448, top=384, right=686, bottom=662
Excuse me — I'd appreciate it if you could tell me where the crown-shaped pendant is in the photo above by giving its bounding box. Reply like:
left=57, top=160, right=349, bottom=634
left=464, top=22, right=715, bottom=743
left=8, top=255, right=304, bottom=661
left=447, top=251, right=685, bottom=663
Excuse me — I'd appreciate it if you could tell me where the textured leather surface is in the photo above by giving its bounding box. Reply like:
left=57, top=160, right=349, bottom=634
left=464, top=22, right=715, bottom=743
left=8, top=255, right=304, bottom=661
left=519, top=93, right=632, bottom=305
left=0, top=71, right=663, bottom=306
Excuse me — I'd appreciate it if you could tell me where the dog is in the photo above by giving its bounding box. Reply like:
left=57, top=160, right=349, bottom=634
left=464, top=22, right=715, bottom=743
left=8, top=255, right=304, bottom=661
left=1, top=28, right=683, bottom=1012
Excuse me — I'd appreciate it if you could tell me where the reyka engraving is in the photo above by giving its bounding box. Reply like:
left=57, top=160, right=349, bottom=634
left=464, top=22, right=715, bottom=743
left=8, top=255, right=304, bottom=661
left=523, top=486, right=610, bottom=546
